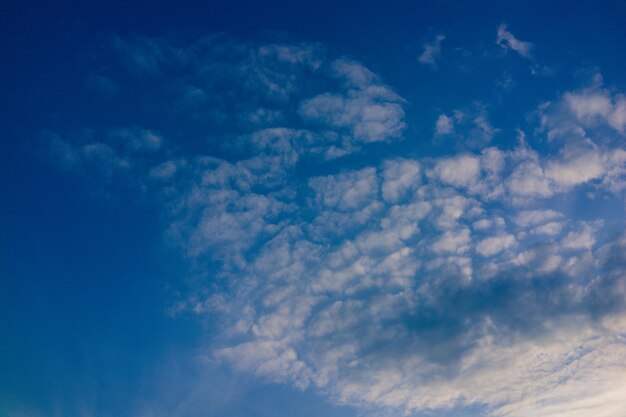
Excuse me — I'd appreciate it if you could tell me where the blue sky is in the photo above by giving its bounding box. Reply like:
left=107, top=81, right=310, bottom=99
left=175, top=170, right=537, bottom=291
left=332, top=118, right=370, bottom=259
left=2, top=1, right=626, bottom=416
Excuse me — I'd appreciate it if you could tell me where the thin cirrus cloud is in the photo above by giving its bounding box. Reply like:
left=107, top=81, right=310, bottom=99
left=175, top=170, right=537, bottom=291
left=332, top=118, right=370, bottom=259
left=47, top=31, right=626, bottom=417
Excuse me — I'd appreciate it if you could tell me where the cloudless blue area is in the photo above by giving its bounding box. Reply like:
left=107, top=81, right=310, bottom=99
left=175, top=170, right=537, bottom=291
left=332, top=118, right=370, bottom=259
left=1, top=1, right=626, bottom=416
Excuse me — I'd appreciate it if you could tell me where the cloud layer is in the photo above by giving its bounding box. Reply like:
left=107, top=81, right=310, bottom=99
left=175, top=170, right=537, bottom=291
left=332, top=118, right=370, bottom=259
left=48, top=34, right=626, bottom=417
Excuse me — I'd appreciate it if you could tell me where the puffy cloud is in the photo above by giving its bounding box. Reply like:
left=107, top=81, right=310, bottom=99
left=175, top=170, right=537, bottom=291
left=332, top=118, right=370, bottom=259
left=531, top=221, right=563, bottom=236
left=609, top=97, right=626, bottom=132
left=545, top=147, right=605, bottom=187
left=473, top=217, right=505, bottom=231
left=475, top=233, right=516, bottom=256
left=561, top=224, right=596, bottom=251
left=536, top=80, right=626, bottom=195
left=506, top=147, right=553, bottom=199
left=309, top=168, right=379, bottom=211
left=435, top=113, right=454, bottom=135
left=381, top=159, right=421, bottom=203
left=564, top=87, right=626, bottom=133
left=433, top=154, right=481, bottom=188
left=514, top=209, right=563, bottom=227
left=299, top=59, right=406, bottom=145
left=540, top=77, right=626, bottom=139
left=431, top=227, right=471, bottom=254
left=209, top=227, right=626, bottom=416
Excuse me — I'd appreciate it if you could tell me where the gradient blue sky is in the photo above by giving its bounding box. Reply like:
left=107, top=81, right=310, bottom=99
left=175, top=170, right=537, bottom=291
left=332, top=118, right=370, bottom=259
left=2, top=1, right=626, bottom=417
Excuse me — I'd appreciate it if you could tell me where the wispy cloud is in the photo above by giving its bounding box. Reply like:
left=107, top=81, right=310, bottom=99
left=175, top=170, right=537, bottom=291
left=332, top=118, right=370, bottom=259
left=299, top=58, right=406, bottom=148
left=496, top=24, right=533, bottom=58
left=434, top=106, right=497, bottom=149
left=419, top=34, right=445, bottom=68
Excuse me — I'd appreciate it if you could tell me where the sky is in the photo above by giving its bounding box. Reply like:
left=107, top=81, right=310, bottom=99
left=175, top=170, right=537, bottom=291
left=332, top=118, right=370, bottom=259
left=1, top=1, right=626, bottom=417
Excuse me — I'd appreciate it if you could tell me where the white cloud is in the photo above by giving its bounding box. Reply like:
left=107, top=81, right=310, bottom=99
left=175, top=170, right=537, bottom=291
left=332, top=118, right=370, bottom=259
left=433, top=106, right=497, bottom=148
left=536, top=82, right=626, bottom=196
left=476, top=234, right=516, bottom=256
left=542, top=80, right=626, bottom=138
left=309, top=168, right=379, bottom=211
left=514, top=210, right=563, bottom=227
left=216, top=340, right=312, bottom=389
left=609, top=96, right=626, bottom=132
left=381, top=159, right=421, bottom=203
left=561, top=225, right=596, bottom=250
left=435, top=113, right=454, bottom=135
left=496, top=24, right=533, bottom=58
left=419, top=34, right=445, bottom=68
left=563, top=87, right=626, bottom=133
left=431, top=228, right=471, bottom=254
left=506, top=147, right=553, bottom=199
left=48, top=35, right=626, bottom=417
left=565, top=90, right=612, bottom=122
left=472, top=217, right=505, bottom=231
left=300, top=59, right=406, bottom=145
left=531, top=221, right=563, bottom=236
left=545, top=148, right=605, bottom=187
left=331, top=58, right=376, bottom=87
left=434, top=155, right=481, bottom=188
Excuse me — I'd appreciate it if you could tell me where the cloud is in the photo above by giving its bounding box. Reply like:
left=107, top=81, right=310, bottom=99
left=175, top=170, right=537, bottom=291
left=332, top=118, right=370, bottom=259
left=563, top=87, right=626, bottom=133
left=475, top=233, right=516, bottom=256
left=48, top=34, right=626, bottom=417
left=505, top=146, right=553, bottom=199
left=435, top=113, right=454, bottom=135
left=381, top=159, right=421, bottom=203
left=539, top=76, right=625, bottom=137
left=496, top=24, right=533, bottom=58
left=514, top=209, right=563, bottom=227
left=309, top=168, right=379, bottom=211
left=107, top=35, right=407, bottom=158
left=44, top=127, right=164, bottom=181
left=531, top=221, right=563, bottom=236
left=545, top=147, right=605, bottom=187
left=433, top=107, right=497, bottom=148
left=299, top=59, right=406, bottom=145
left=561, top=224, right=596, bottom=250
left=537, top=78, right=626, bottom=194
left=419, top=34, right=445, bottom=68
left=431, top=227, right=471, bottom=254
left=433, top=154, right=481, bottom=187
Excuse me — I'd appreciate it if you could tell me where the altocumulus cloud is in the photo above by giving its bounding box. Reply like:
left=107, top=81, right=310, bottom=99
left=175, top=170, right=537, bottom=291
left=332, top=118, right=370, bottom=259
left=48, top=34, right=626, bottom=417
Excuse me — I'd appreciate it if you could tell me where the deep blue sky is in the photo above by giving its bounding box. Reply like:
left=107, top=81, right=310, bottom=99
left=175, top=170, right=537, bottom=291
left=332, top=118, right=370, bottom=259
left=2, top=2, right=626, bottom=417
